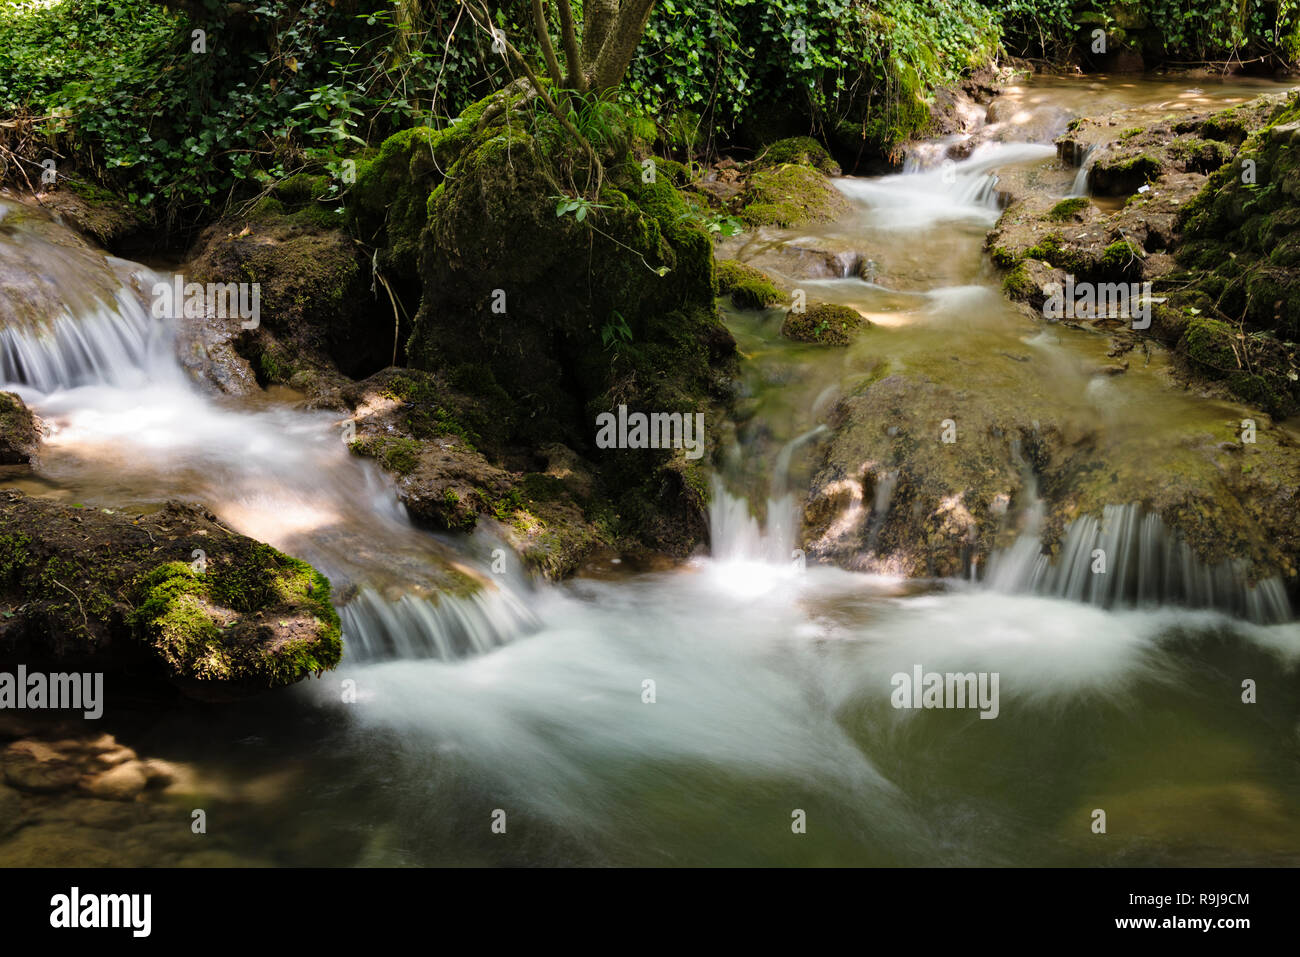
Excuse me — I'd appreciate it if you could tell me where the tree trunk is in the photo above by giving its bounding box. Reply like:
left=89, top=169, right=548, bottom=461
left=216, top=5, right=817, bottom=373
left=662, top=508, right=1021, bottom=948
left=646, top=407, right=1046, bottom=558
left=588, top=0, right=655, bottom=94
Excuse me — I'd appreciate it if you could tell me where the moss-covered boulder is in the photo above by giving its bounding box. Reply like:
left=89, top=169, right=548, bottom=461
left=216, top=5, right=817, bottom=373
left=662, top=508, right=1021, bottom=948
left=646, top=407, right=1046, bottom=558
left=349, top=88, right=738, bottom=563
left=1169, top=93, right=1300, bottom=416
left=186, top=205, right=385, bottom=386
left=339, top=342, right=675, bottom=579
left=781, top=303, right=870, bottom=345
left=715, top=259, right=784, bottom=309
left=737, top=163, right=850, bottom=229
left=0, top=492, right=340, bottom=699
left=756, top=137, right=842, bottom=176
left=36, top=177, right=142, bottom=250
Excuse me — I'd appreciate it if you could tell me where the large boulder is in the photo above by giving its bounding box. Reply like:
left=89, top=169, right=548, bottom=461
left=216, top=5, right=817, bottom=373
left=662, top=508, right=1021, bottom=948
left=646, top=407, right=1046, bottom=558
left=349, top=88, right=738, bottom=563
left=186, top=183, right=387, bottom=389
left=0, top=491, right=341, bottom=699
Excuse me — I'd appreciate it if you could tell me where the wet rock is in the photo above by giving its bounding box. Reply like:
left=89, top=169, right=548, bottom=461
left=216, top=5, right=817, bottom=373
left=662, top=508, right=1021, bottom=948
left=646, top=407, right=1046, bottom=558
left=781, top=303, right=871, bottom=345
left=141, top=758, right=181, bottom=789
left=2, top=740, right=81, bottom=793
left=1002, top=258, right=1066, bottom=310
left=186, top=204, right=386, bottom=383
left=343, top=368, right=615, bottom=579
left=0, top=492, right=340, bottom=699
left=0, top=198, right=132, bottom=338
left=83, top=733, right=118, bottom=754
left=35, top=180, right=141, bottom=249
left=0, top=392, right=40, bottom=465
left=715, top=259, right=785, bottom=309
left=803, top=373, right=1033, bottom=577
left=81, top=760, right=148, bottom=801
left=94, top=746, right=138, bottom=768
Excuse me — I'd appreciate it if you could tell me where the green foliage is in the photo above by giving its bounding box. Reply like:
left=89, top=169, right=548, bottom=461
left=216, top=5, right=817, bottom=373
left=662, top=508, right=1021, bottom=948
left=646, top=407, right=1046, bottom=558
left=0, top=0, right=534, bottom=219
left=626, top=0, right=999, bottom=156
left=979, top=0, right=1300, bottom=62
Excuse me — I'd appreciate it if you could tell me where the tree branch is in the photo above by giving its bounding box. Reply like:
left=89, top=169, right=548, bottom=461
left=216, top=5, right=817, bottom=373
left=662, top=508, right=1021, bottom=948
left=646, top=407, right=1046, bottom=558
left=465, top=1, right=603, bottom=193
left=555, top=0, right=587, bottom=91
left=531, top=0, right=564, bottom=86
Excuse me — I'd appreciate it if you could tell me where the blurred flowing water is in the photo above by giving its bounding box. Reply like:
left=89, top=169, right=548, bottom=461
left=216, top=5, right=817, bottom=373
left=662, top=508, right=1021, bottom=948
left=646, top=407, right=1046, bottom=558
left=0, top=76, right=1298, bottom=866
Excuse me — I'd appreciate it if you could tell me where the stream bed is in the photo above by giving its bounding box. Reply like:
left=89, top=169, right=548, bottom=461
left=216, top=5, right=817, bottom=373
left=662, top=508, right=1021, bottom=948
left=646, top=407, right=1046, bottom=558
left=1, top=75, right=1298, bottom=867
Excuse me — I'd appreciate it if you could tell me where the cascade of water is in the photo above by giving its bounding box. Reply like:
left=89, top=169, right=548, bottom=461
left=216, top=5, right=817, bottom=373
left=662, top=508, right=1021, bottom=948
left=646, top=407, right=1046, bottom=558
left=835, top=142, right=1057, bottom=229
left=986, top=501, right=1292, bottom=624
left=0, top=285, right=167, bottom=392
left=340, top=585, right=539, bottom=661
left=1068, top=143, right=1098, bottom=197
left=709, top=425, right=828, bottom=564
left=0, top=203, right=533, bottom=661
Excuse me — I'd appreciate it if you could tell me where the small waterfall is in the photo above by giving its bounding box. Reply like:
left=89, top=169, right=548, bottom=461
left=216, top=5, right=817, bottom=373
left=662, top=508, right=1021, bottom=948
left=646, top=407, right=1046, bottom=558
left=0, top=202, right=539, bottom=663
left=1067, top=143, right=1098, bottom=197
left=0, top=288, right=166, bottom=391
left=340, top=585, right=539, bottom=661
left=986, top=502, right=1292, bottom=624
left=836, top=142, right=1057, bottom=227
left=709, top=425, right=828, bottom=563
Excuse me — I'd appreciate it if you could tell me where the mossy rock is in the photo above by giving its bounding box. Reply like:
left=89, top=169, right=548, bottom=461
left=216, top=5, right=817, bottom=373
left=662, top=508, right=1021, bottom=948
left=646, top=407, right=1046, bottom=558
left=781, top=303, right=870, bottom=345
left=38, top=177, right=142, bottom=249
left=1089, top=152, right=1161, bottom=195
left=738, top=164, right=850, bottom=229
left=1178, top=315, right=1296, bottom=416
left=0, top=493, right=340, bottom=699
left=352, top=88, right=738, bottom=561
left=1101, top=239, right=1144, bottom=280
left=755, top=137, right=841, bottom=175
left=715, top=259, right=783, bottom=309
left=1046, top=197, right=1090, bottom=222
left=187, top=208, right=382, bottom=379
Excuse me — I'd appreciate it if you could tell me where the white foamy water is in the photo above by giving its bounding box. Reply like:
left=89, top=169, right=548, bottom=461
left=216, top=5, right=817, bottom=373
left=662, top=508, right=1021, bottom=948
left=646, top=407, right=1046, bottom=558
left=0, top=201, right=530, bottom=662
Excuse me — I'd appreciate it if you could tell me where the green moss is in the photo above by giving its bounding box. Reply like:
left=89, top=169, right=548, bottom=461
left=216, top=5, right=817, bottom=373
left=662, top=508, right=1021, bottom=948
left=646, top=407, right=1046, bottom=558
left=715, top=258, right=765, bottom=294
left=988, top=245, right=1020, bottom=270
left=1046, top=197, right=1090, bottom=222
left=1002, top=262, right=1037, bottom=299
left=1101, top=240, right=1143, bottom=279
left=274, top=173, right=330, bottom=204
left=739, top=164, right=847, bottom=228
left=1202, top=109, right=1250, bottom=144
left=350, top=435, right=423, bottom=475
left=730, top=278, right=783, bottom=310
left=0, top=533, right=30, bottom=589
left=521, top=472, right=568, bottom=502
left=756, top=136, right=840, bottom=175
left=1169, top=137, right=1233, bottom=173
left=716, top=258, right=783, bottom=309
left=1023, top=233, right=1092, bottom=275
left=257, top=349, right=289, bottom=384
left=132, top=548, right=340, bottom=686
left=380, top=372, right=481, bottom=450
left=348, top=122, right=469, bottom=275
left=1182, top=315, right=1239, bottom=371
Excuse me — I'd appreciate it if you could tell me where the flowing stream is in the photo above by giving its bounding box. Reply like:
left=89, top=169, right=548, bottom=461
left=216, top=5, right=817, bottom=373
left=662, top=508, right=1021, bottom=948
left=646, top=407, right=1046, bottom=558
left=1, top=76, right=1298, bottom=866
